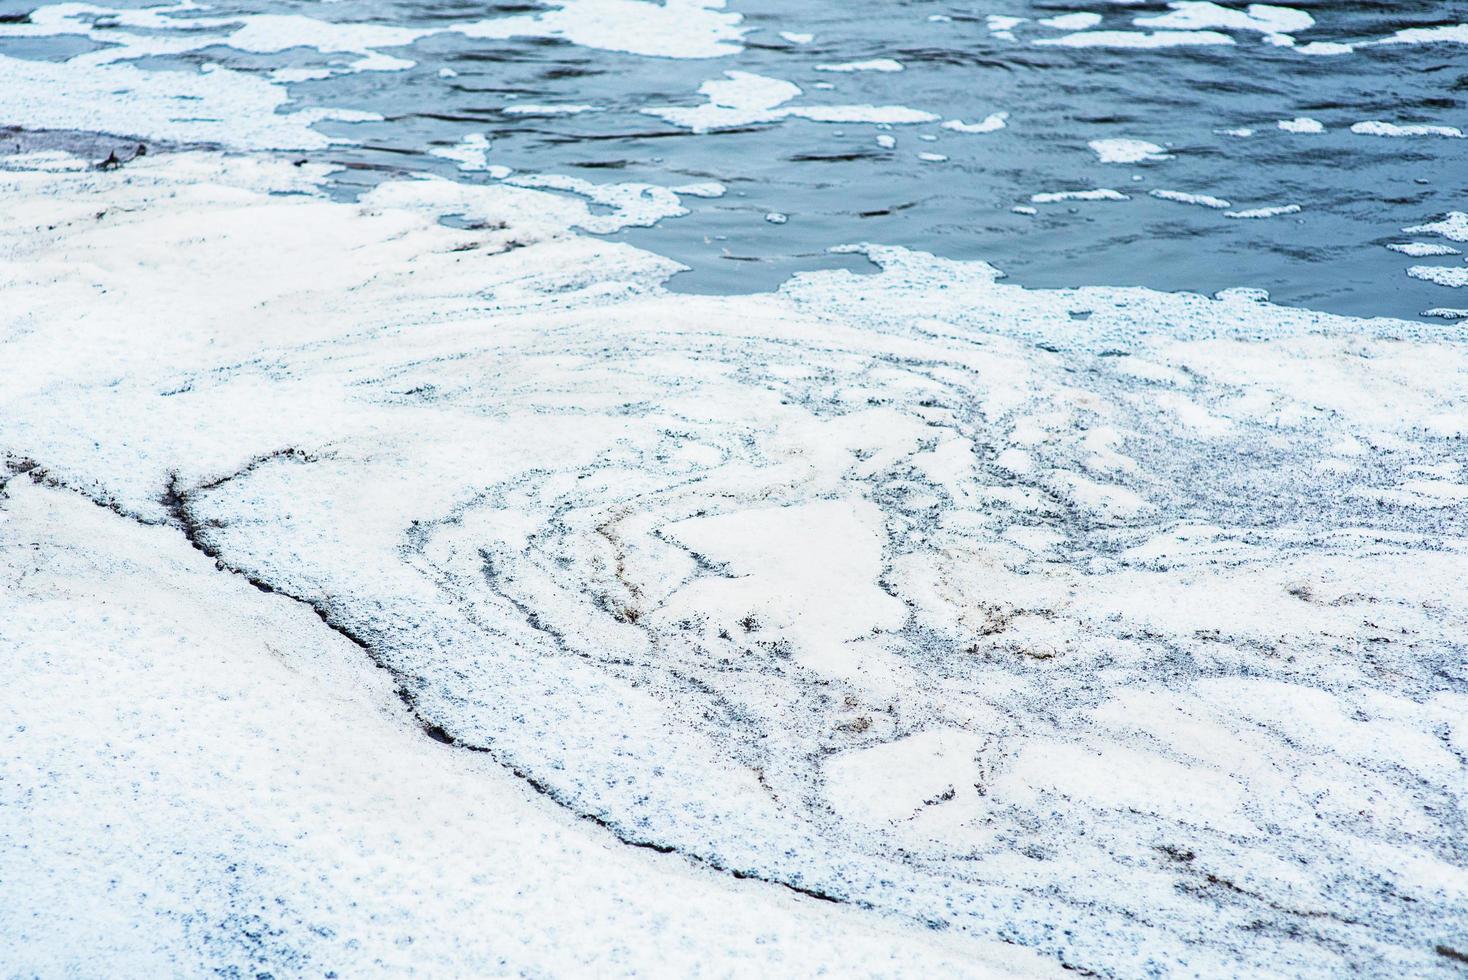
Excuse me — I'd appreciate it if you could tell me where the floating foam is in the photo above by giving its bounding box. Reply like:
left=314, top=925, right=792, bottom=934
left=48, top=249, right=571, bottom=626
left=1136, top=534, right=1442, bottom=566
left=1277, top=117, right=1324, bottom=133
left=503, top=104, right=603, bottom=115
left=815, top=59, right=903, bottom=72
left=502, top=172, right=692, bottom=232
left=986, top=14, right=1026, bottom=40
left=451, top=0, right=747, bottom=58
left=644, top=71, right=937, bottom=133
left=1035, top=29, right=1234, bottom=47
left=1225, top=204, right=1301, bottom=218
left=779, top=31, right=813, bottom=44
left=1031, top=188, right=1130, bottom=203
left=942, top=113, right=1008, bottom=134
left=1150, top=188, right=1232, bottom=209
left=0, top=52, right=377, bottom=149
left=0, top=3, right=433, bottom=77
left=1134, top=1, right=1312, bottom=41
left=4, top=152, right=1467, bottom=980
left=1371, top=24, right=1468, bottom=48
left=1387, top=242, right=1461, bottom=257
left=1405, top=213, right=1468, bottom=242
left=428, top=134, right=512, bottom=177
left=672, top=181, right=726, bottom=198
left=1039, top=12, right=1103, bottom=30
left=1408, top=266, right=1468, bottom=288
left=1089, top=138, right=1171, bottom=163
left=1352, top=121, right=1465, bottom=139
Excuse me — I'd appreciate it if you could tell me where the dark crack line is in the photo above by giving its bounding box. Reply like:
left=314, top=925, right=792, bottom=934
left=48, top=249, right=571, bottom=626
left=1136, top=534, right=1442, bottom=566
left=13, top=462, right=861, bottom=915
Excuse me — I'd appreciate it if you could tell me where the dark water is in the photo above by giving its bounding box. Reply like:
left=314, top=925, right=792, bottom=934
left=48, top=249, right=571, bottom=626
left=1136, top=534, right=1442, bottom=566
left=3, top=0, right=1467, bottom=319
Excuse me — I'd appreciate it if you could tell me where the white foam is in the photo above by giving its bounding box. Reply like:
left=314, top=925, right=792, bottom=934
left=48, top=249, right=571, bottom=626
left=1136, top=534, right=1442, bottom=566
left=918, top=152, right=948, bottom=162
left=1387, top=242, right=1460, bottom=257
left=0, top=3, right=436, bottom=77
left=0, top=52, right=377, bottom=149
left=1089, top=138, right=1172, bottom=163
left=1134, top=1, right=1312, bottom=42
left=1150, top=188, right=1232, bottom=209
left=1277, top=117, right=1324, bottom=134
left=987, top=14, right=1026, bottom=40
left=1039, top=12, right=1103, bottom=30
left=1035, top=29, right=1234, bottom=47
left=942, top=113, right=1008, bottom=134
left=1407, top=266, right=1468, bottom=288
left=5, top=152, right=1468, bottom=979
left=502, top=172, right=691, bottom=232
left=1424, top=307, right=1468, bottom=319
left=1217, top=127, right=1255, bottom=137
left=1405, top=213, right=1468, bottom=242
left=1371, top=24, right=1468, bottom=48
left=644, top=71, right=938, bottom=133
left=503, top=104, right=603, bottom=115
left=451, top=0, right=746, bottom=58
left=1031, top=188, right=1130, bottom=203
left=1225, top=204, right=1301, bottom=218
left=815, top=59, right=903, bottom=72
left=779, top=31, right=813, bottom=44
left=428, top=133, right=512, bottom=177
left=875, top=134, right=897, bottom=149
left=671, top=181, right=726, bottom=198
left=1352, top=121, right=1465, bottom=139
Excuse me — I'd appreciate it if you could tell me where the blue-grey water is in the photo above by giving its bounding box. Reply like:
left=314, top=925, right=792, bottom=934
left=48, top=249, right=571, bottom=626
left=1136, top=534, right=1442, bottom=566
left=3, top=0, right=1466, bottom=319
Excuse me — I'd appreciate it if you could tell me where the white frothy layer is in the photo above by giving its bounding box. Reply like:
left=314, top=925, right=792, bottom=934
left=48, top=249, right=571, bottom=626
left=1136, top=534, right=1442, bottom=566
left=0, top=53, right=378, bottom=149
left=1031, top=188, right=1130, bottom=203
left=1089, top=138, right=1172, bottom=163
left=1150, top=188, right=1232, bottom=209
left=4, top=151, right=1464, bottom=977
left=643, top=71, right=939, bottom=133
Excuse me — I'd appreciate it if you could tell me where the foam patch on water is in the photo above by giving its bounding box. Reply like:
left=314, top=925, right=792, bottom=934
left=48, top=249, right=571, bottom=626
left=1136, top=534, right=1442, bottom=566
left=503, top=104, right=604, bottom=115
left=1352, top=121, right=1465, bottom=140
left=1225, top=203, right=1301, bottom=218
left=429, top=134, right=511, bottom=176
left=1089, top=138, right=1171, bottom=163
left=1039, top=12, right=1103, bottom=30
left=3, top=151, right=1467, bottom=978
left=1031, top=188, right=1130, bottom=203
left=1387, top=242, right=1461, bottom=258
left=1134, top=1, right=1312, bottom=43
left=942, top=113, right=1008, bottom=134
left=1277, top=117, right=1324, bottom=133
left=1035, top=29, right=1234, bottom=47
left=0, top=2, right=434, bottom=76
left=1408, top=266, right=1468, bottom=288
left=816, top=59, right=903, bottom=72
left=451, top=0, right=747, bottom=58
left=644, top=71, right=938, bottom=133
left=0, top=53, right=377, bottom=149
left=1406, top=213, right=1468, bottom=243
left=1151, top=188, right=1232, bottom=209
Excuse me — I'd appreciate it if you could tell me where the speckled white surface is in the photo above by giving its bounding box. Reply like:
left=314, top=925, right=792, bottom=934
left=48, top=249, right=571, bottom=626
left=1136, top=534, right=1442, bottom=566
left=2, top=151, right=1466, bottom=977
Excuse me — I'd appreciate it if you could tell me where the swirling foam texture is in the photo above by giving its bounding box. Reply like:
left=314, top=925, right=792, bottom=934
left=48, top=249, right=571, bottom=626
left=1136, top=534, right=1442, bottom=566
left=2, top=152, right=1466, bottom=977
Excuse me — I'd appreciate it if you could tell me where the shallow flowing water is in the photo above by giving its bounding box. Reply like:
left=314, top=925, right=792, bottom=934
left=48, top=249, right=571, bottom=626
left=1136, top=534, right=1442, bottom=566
left=3, top=0, right=1467, bottom=318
